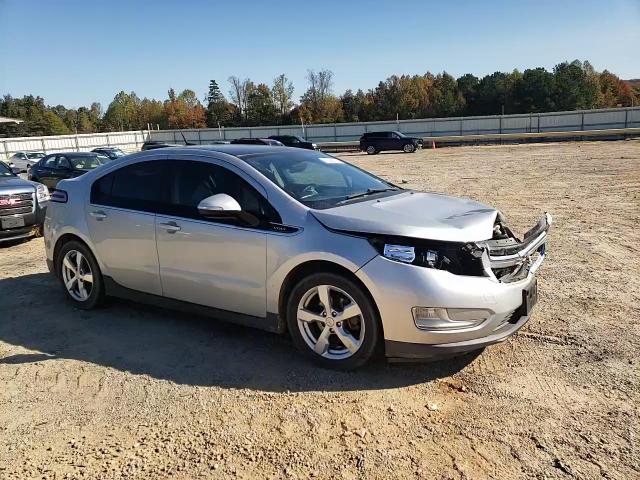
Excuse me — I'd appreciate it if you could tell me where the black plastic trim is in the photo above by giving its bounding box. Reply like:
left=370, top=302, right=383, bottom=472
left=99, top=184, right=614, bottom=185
left=103, top=277, right=282, bottom=333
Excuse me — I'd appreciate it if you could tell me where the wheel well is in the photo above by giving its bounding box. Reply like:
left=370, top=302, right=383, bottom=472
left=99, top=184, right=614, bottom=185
left=278, top=260, right=383, bottom=337
left=52, top=233, right=92, bottom=275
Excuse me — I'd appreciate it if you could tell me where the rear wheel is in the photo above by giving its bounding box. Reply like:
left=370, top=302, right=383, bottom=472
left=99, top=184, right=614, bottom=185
left=403, top=143, right=416, bottom=153
left=56, top=240, right=104, bottom=309
left=366, top=145, right=377, bottom=155
left=286, top=273, right=380, bottom=370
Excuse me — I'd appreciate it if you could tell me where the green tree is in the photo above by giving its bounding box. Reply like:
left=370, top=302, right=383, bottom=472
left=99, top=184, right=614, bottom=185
left=246, top=83, right=277, bottom=126
left=205, top=80, right=235, bottom=127
left=103, top=91, right=141, bottom=130
left=552, top=60, right=601, bottom=111
left=517, top=68, right=556, bottom=112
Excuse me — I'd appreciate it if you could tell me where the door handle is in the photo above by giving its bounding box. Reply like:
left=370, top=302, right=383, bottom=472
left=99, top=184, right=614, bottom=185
left=158, top=221, right=181, bottom=233
left=89, top=210, right=107, bottom=221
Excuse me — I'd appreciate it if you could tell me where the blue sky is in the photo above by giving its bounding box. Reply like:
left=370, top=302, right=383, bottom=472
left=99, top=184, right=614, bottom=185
left=1, top=0, right=638, bottom=109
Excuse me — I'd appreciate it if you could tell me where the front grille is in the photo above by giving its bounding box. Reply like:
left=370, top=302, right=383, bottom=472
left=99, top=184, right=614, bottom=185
left=0, top=192, right=34, bottom=217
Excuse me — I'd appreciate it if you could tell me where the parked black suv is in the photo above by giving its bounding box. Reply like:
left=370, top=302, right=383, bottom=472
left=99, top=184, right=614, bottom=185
left=0, top=161, right=49, bottom=243
left=268, top=135, right=318, bottom=150
left=359, top=131, right=423, bottom=154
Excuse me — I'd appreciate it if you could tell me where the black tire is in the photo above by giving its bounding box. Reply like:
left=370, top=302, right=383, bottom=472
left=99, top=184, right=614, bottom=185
left=286, top=272, right=380, bottom=370
left=365, top=145, right=377, bottom=155
left=55, top=240, right=105, bottom=309
left=403, top=143, right=416, bottom=153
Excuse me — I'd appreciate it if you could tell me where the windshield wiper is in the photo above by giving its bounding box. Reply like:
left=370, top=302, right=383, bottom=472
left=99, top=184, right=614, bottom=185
left=337, top=187, right=398, bottom=204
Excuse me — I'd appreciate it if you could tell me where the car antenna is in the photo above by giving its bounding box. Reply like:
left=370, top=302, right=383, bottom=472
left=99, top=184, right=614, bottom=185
left=181, top=132, right=197, bottom=146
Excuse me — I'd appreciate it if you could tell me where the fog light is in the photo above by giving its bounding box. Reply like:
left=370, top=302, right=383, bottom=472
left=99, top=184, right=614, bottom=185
left=412, top=307, right=490, bottom=331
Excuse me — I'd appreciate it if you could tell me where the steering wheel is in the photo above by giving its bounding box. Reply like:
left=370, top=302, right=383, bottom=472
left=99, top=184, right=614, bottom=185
left=300, top=184, right=320, bottom=199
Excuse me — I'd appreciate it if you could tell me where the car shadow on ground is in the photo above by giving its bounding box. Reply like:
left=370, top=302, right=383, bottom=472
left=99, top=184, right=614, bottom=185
left=0, top=273, right=479, bottom=392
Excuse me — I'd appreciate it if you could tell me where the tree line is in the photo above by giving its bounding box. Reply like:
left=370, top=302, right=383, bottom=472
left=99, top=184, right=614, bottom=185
left=1, top=60, right=637, bottom=138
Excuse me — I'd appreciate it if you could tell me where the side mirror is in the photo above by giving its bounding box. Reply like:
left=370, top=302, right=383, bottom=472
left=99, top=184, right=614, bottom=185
left=197, top=194, right=241, bottom=217
left=197, top=194, right=260, bottom=227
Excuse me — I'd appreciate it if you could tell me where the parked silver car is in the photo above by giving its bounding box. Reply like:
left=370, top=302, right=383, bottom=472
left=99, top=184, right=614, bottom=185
left=8, top=151, right=46, bottom=172
left=44, top=145, right=551, bottom=369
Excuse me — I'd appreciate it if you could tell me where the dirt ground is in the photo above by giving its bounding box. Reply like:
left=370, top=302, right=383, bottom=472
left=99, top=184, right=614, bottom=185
left=1, top=140, right=639, bottom=479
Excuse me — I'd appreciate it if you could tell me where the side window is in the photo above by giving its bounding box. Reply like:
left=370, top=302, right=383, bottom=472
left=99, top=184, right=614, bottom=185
left=90, top=161, right=169, bottom=212
left=42, top=155, right=58, bottom=168
left=57, top=156, right=71, bottom=169
left=168, top=161, right=281, bottom=226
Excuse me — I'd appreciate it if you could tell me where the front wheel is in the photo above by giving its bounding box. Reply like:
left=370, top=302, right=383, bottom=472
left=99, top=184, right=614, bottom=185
left=286, top=273, right=380, bottom=370
left=403, top=143, right=416, bottom=153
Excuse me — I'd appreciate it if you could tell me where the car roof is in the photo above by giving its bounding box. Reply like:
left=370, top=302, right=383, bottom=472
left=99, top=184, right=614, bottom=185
left=49, top=151, right=101, bottom=157
left=173, top=144, right=291, bottom=156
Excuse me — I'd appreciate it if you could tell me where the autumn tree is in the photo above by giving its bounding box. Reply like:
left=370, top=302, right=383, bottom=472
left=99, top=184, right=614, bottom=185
left=299, top=69, right=343, bottom=123
left=164, top=89, right=206, bottom=129
left=271, top=74, right=295, bottom=123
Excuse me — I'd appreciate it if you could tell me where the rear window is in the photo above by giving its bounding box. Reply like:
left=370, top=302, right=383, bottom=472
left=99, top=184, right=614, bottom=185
left=91, top=161, right=169, bottom=212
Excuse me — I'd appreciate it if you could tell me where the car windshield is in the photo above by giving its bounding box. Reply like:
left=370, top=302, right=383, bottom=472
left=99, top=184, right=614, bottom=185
left=0, top=162, right=15, bottom=177
left=393, top=131, right=406, bottom=138
left=242, top=150, right=399, bottom=209
left=27, top=152, right=45, bottom=159
left=70, top=155, right=105, bottom=170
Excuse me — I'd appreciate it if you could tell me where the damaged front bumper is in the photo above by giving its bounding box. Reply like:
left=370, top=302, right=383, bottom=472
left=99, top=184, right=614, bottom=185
left=481, top=213, right=552, bottom=283
left=356, top=213, right=552, bottom=360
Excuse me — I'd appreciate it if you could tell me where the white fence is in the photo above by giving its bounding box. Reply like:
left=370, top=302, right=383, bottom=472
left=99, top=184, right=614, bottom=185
left=2, top=106, right=639, bottom=160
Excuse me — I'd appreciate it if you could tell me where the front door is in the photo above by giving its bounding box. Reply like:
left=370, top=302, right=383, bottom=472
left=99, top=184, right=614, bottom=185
left=155, top=159, right=272, bottom=318
left=86, top=160, right=169, bottom=295
left=37, top=155, right=59, bottom=189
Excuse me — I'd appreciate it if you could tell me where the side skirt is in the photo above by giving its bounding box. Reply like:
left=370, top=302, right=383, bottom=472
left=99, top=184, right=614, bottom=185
left=103, top=277, right=283, bottom=334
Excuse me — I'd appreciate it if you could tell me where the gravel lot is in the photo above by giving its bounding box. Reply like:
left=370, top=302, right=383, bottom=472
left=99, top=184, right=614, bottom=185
left=1, top=140, right=639, bottom=479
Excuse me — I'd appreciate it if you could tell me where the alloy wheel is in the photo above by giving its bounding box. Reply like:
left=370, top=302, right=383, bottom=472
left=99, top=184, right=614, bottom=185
left=61, top=249, right=94, bottom=302
left=296, top=284, right=365, bottom=360
left=403, top=143, right=415, bottom=153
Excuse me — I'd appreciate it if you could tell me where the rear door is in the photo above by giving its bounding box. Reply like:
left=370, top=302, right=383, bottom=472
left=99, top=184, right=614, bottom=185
left=389, top=132, right=403, bottom=150
left=377, top=132, right=393, bottom=150
left=87, top=159, right=169, bottom=295
left=155, top=158, right=272, bottom=318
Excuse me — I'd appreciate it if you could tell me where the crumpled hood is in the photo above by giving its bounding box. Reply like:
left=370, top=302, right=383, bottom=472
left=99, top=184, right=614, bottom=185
left=312, top=191, right=498, bottom=242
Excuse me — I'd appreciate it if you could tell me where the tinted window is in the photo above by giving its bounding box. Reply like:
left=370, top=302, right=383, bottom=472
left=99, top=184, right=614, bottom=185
left=166, top=161, right=280, bottom=225
left=42, top=156, right=57, bottom=168
left=91, top=161, right=169, bottom=212
left=69, top=155, right=103, bottom=170
left=57, top=156, right=71, bottom=169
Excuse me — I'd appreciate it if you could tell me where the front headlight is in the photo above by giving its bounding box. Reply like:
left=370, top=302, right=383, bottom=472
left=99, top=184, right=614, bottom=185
left=36, top=184, right=50, bottom=202
left=369, top=236, right=486, bottom=276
